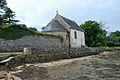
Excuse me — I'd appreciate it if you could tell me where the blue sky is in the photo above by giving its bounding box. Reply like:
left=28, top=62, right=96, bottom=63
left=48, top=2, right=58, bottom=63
left=7, top=0, right=120, bottom=32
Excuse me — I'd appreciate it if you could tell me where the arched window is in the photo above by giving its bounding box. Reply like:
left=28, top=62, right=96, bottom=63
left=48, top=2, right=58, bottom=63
left=74, top=31, right=77, bottom=39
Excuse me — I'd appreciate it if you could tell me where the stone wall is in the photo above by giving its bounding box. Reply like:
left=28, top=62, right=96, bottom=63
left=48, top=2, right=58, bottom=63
left=24, top=47, right=104, bottom=57
left=0, top=34, right=62, bottom=52
left=0, top=47, right=104, bottom=70
left=45, top=31, right=69, bottom=47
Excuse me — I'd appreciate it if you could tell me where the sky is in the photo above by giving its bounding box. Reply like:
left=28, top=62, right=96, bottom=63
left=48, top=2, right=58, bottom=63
left=7, top=0, right=120, bottom=32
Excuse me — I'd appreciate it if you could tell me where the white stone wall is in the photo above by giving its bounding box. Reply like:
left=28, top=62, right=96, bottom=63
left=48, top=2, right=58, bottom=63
left=70, top=29, right=85, bottom=48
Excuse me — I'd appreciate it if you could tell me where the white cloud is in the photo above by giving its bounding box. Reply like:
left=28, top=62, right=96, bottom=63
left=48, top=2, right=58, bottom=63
left=7, top=0, right=120, bottom=32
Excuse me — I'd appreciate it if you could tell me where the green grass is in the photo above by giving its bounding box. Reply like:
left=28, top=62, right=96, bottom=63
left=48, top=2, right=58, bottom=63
left=0, top=75, right=6, bottom=79
left=0, top=54, right=10, bottom=55
left=103, top=47, right=120, bottom=49
left=0, top=52, right=23, bottom=56
left=113, top=72, right=120, bottom=75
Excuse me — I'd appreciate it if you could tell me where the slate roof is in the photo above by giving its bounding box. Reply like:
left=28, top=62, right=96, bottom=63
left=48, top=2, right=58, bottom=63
left=43, top=14, right=84, bottom=32
left=60, top=15, right=84, bottom=32
left=43, top=19, right=67, bottom=32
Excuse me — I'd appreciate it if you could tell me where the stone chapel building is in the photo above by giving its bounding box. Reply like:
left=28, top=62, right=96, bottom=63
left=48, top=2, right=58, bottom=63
left=43, top=12, right=85, bottom=48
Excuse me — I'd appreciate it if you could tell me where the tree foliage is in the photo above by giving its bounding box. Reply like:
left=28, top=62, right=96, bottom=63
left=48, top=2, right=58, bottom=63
left=41, top=26, right=45, bottom=30
left=0, top=0, right=7, bottom=9
left=2, top=7, right=19, bottom=24
left=29, top=27, right=38, bottom=32
left=106, top=31, right=120, bottom=46
left=80, top=20, right=107, bottom=47
left=0, top=0, right=7, bottom=25
left=0, top=24, right=33, bottom=40
left=0, top=16, right=2, bottom=25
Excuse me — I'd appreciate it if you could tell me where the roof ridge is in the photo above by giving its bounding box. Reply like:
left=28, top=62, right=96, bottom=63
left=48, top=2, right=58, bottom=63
left=59, top=15, right=84, bottom=32
left=59, top=15, right=74, bottom=22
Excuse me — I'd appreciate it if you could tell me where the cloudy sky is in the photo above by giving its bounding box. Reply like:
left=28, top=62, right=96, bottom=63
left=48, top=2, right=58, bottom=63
left=7, top=0, right=120, bottom=32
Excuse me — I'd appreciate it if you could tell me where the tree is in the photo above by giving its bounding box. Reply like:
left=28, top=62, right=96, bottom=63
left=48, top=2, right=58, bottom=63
left=0, top=0, right=7, bottom=9
left=2, top=7, right=19, bottom=24
left=0, top=16, right=2, bottom=25
left=80, top=20, right=107, bottom=47
left=0, top=0, right=7, bottom=25
left=106, top=31, right=120, bottom=46
left=112, top=31, right=120, bottom=37
left=41, top=26, right=45, bottom=30
left=29, top=27, right=38, bottom=32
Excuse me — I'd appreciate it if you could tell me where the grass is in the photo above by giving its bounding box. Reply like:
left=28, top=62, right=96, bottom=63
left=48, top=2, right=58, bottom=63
left=0, top=52, right=23, bottom=56
left=0, top=75, right=6, bottom=79
left=0, top=54, right=10, bottom=55
left=103, top=47, right=120, bottom=50
left=112, top=72, right=120, bottom=75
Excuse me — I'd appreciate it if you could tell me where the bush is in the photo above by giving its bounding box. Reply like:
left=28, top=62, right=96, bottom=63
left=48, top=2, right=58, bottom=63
left=0, top=24, right=33, bottom=40
left=0, top=24, right=63, bottom=41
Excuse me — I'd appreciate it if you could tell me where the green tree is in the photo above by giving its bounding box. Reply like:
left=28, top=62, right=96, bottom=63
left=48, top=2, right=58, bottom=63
left=0, top=16, right=2, bottom=25
left=2, top=7, right=19, bottom=24
left=0, top=0, right=7, bottom=9
left=80, top=20, right=107, bottom=47
left=0, top=0, right=7, bottom=25
left=106, top=31, right=120, bottom=46
left=29, top=27, right=38, bottom=32
left=41, top=26, right=45, bottom=30
left=112, top=31, right=120, bottom=37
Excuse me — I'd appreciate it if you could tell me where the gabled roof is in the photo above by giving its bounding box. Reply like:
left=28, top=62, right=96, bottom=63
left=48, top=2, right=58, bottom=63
left=60, top=15, right=84, bottom=32
left=43, top=19, right=67, bottom=32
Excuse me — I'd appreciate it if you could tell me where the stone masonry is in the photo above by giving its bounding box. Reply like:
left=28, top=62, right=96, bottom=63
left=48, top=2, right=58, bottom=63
left=0, top=35, right=62, bottom=52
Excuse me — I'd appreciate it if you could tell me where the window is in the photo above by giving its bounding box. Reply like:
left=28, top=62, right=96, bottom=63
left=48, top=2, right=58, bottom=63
left=66, top=34, right=68, bottom=40
left=74, top=31, right=77, bottom=39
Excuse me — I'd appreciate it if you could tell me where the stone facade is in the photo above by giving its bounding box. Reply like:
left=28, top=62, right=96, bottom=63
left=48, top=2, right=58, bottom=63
left=45, top=31, right=69, bottom=47
left=0, top=35, right=62, bottom=52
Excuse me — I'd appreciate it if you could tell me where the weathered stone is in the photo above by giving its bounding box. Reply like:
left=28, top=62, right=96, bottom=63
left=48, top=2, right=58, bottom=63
left=0, top=35, right=62, bottom=52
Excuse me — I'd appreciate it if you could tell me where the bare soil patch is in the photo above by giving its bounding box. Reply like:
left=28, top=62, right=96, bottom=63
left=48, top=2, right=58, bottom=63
left=0, top=51, right=120, bottom=80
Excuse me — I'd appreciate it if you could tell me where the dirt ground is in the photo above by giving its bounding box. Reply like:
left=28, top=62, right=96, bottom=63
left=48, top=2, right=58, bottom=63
left=0, top=51, right=120, bottom=80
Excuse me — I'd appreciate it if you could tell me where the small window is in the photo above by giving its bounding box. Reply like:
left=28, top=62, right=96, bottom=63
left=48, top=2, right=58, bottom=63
left=74, top=31, right=77, bottom=39
left=66, top=34, right=68, bottom=40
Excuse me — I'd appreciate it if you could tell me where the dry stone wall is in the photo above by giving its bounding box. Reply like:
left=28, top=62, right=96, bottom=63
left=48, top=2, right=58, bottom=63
left=24, top=47, right=104, bottom=57
left=0, top=47, right=104, bottom=70
left=0, top=35, right=62, bottom=52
